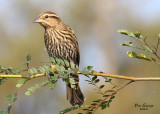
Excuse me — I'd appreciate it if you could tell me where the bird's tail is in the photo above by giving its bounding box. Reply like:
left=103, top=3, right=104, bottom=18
left=66, top=75, right=84, bottom=106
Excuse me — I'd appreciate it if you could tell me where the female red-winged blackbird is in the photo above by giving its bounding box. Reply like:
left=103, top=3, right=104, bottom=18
left=34, top=11, right=84, bottom=106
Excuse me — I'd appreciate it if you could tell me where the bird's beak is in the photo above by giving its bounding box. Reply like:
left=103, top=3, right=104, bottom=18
left=33, top=17, right=44, bottom=23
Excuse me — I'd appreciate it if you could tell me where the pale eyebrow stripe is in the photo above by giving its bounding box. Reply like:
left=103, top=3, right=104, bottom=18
left=40, top=14, right=59, bottom=19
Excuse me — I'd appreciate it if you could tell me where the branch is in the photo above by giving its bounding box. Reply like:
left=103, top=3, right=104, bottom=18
left=142, top=40, right=160, bottom=59
left=1, top=72, right=160, bottom=81
left=0, top=74, right=45, bottom=79
left=85, top=80, right=133, bottom=113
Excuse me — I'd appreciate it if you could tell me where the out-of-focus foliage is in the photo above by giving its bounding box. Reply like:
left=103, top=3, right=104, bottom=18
left=118, top=29, right=160, bottom=63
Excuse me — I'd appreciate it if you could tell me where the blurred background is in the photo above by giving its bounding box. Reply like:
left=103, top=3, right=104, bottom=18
left=0, top=0, right=160, bottom=114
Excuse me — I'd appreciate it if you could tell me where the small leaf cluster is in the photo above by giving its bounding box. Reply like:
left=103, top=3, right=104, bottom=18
left=25, top=80, right=49, bottom=95
left=117, top=30, right=143, bottom=39
left=22, top=54, right=31, bottom=68
left=0, top=66, right=20, bottom=75
left=60, top=105, right=89, bottom=114
left=16, top=78, right=27, bottom=87
left=118, top=29, right=160, bottom=63
left=127, top=51, right=155, bottom=61
left=0, top=77, right=7, bottom=85
left=59, top=67, right=116, bottom=114
left=0, top=54, right=32, bottom=86
left=82, top=74, right=116, bottom=113
left=0, top=91, right=18, bottom=114
left=6, top=91, right=17, bottom=105
left=50, top=57, right=79, bottom=89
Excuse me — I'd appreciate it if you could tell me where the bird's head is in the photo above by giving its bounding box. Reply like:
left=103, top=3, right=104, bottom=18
left=34, top=11, right=61, bottom=28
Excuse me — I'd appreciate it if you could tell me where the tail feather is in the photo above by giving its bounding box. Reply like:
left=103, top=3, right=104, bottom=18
left=66, top=83, right=84, bottom=106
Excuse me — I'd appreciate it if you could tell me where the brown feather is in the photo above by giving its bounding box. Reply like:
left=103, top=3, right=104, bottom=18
left=34, top=11, right=84, bottom=106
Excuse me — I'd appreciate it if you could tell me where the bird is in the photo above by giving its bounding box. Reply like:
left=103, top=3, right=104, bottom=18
left=34, top=11, right=84, bottom=106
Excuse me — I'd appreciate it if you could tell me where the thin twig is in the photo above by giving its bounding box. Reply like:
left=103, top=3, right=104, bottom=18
left=155, top=37, right=160, bottom=53
left=85, top=80, right=133, bottom=113
left=93, top=82, right=105, bottom=97
left=7, top=79, right=28, bottom=114
left=142, top=40, right=160, bottom=59
left=128, top=34, right=160, bottom=59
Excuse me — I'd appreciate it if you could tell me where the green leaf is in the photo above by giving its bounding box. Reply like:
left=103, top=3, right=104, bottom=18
left=134, top=32, right=142, bottom=39
left=13, top=98, right=17, bottom=102
left=25, top=91, right=32, bottom=95
left=127, top=51, right=137, bottom=58
left=92, top=76, right=97, bottom=81
left=93, top=99, right=102, bottom=102
left=50, top=57, right=56, bottom=64
left=25, top=80, right=49, bottom=95
left=141, top=44, right=145, bottom=50
left=43, top=65, right=50, bottom=73
left=70, top=61, right=75, bottom=69
left=6, top=95, right=12, bottom=105
left=104, top=95, right=109, bottom=97
left=87, top=66, right=93, bottom=71
left=94, top=79, right=100, bottom=83
left=121, top=41, right=133, bottom=47
left=82, top=69, right=89, bottom=75
left=151, top=58, right=156, bottom=62
left=60, top=65, right=65, bottom=71
left=101, top=101, right=108, bottom=105
left=141, top=44, right=152, bottom=52
left=106, top=103, right=110, bottom=107
left=101, top=104, right=107, bottom=110
left=39, top=67, right=46, bottom=73
left=61, top=74, right=69, bottom=79
left=91, top=103, right=97, bottom=106
left=55, top=58, right=61, bottom=64
left=117, top=29, right=128, bottom=35
left=29, top=68, right=37, bottom=74
left=27, top=54, right=31, bottom=62
left=69, top=78, right=76, bottom=84
left=85, top=80, right=91, bottom=83
left=91, top=70, right=95, bottom=75
left=128, top=32, right=135, bottom=37
left=0, top=77, right=7, bottom=85
left=16, top=78, right=27, bottom=88
left=110, top=95, right=115, bottom=99
left=59, top=105, right=80, bottom=114
left=99, top=85, right=105, bottom=89
left=104, top=77, right=112, bottom=82
left=112, top=86, right=117, bottom=89
left=69, top=77, right=76, bottom=89
left=127, top=51, right=151, bottom=61
left=64, top=60, right=69, bottom=67
left=6, top=92, right=17, bottom=105
left=54, top=64, right=61, bottom=71
left=59, top=59, right=65, bottom=66
left=74, top=66, right=79, bottom=73
left=105, top=90, right=114, bottom=94
left=139, top=54, right=151, bottom=61
left=51, top=74, right=59, bottom=81
left=59, top=105, right=89, bottom=114
left=82, top=109, right=89, bottom=111
left=144, top=45, right=153, bottom=53
left=48, top=81, right=55, bottom=90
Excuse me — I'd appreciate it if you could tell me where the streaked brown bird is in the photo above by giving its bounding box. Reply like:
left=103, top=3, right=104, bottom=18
left=34, top=11, right=84, bottom=106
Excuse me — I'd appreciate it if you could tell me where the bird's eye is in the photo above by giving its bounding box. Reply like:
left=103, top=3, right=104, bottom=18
left=45, top=15, right=48, bottom=18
